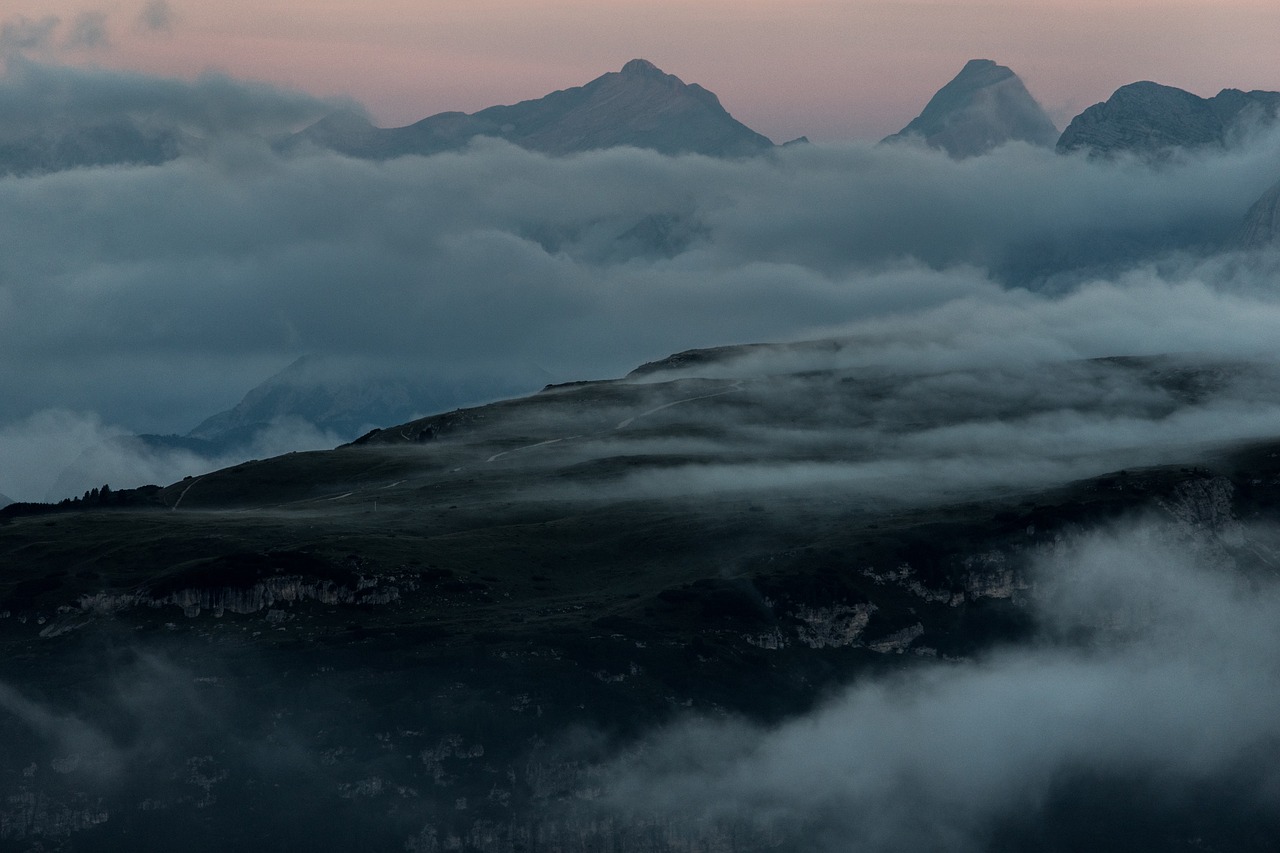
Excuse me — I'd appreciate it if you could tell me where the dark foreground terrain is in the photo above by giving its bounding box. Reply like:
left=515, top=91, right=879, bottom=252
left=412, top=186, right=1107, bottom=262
left=4, top=345, right=1280, bottom=851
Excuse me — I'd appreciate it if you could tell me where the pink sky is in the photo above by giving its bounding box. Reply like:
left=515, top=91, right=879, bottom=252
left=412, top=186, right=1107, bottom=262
left=10, top=0, right=1280, bottom=141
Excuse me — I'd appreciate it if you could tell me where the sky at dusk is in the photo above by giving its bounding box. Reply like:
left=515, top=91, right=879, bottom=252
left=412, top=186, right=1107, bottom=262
left=5, top=1, right=1280, bottom=141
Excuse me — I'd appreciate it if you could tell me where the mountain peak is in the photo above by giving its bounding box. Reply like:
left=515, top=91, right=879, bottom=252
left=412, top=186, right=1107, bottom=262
left=884, top=59, right=1057, bottom=158
left=620, top=58, right=665, bottom=77
left=957, top=58, right=1005, bottom=76
left=1057, top=83, right=1280, bottom=157
left=287, top=60, right=772, bottom=159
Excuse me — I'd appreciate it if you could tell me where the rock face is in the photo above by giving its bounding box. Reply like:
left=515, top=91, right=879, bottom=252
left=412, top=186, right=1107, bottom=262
left=1240, top=178, right=1280, bottom=247
left=883, top=59, right=1058, bottom=158
left=74, top=573, right=401, bottom=621
left=1057, top=82, right=1280, bottom=157
left=289, top=59, right=774, bottom=159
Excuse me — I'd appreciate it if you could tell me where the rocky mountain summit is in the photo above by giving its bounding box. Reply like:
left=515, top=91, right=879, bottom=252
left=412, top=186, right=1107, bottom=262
left=290, top=59, right=774, bottom=159
left=883, top=59, right=1058, bottom=158
left=1057, top=82, right=1280, bottom=157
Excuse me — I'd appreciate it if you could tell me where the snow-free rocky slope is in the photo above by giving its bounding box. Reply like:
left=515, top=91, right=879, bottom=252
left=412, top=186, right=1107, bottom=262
left=883, top=59, right=1058, bottom=158
left=1058, top=82, right=1280, bottom=157
left=5, top=345, right=1280, bottom=850
left=290, top=59, right=774, bottom=159
left=1240, top=177, right=1280, bottom=247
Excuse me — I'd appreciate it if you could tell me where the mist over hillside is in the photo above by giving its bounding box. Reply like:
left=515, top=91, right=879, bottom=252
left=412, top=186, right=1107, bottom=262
left=3, top=59, right=1280, bottom=501
left=7, top=49, right=1280, bottom=852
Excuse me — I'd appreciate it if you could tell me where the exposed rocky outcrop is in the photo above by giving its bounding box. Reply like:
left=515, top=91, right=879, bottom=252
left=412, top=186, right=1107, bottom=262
left=1057, top=82, right=1280, bottom=158
left=883, top=59, right=1058, bottom=158
left=866, top=622, right=925, bottom=654
left=0, top=789, right=108, bottom=844
left=76, top=574, right=400, bottom=620
left=962, top=550, right=1028, bottom=601
left=29, top=572, right=404, bottom=638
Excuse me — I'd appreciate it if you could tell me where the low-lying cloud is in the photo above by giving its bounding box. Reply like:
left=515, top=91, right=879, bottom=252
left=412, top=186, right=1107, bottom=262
left=3, top=61, right=1280, bottom=498
left=0, top=409, right=341, bottom=502
left=592, top=522, right=1280, bottom=851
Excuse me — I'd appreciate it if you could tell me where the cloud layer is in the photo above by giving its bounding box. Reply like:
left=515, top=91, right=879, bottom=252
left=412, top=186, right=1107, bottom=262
left=3, top=61, right=1280, bottom=499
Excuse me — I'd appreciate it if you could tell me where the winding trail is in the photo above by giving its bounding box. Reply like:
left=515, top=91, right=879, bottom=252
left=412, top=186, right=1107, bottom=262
left=486, top=437, right=578, bottom=464
left=170, top=475, right=205, bottom=510
left=614, top=381, right=744, bottom=430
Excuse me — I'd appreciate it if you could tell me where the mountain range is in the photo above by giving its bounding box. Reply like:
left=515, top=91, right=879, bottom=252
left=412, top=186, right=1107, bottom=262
left=9, top=55, right=1280, bottom=847
left=285, top=58, right=774, bottom=159
left=4, top=57, right=1279, bottom=176
left=29, top=55, right=1278, bottom=499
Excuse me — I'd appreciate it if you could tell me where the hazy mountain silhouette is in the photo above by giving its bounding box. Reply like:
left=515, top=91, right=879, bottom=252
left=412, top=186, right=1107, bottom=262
left=188, top=355, right=547, bottom=446
left=1058, top=82, right=1280, bottom=157
left=883, top=59, right=1058, bottom=158
left=0, top=116, right=189, bottom=175
left=288, top=59, right=774, bottom=159
left=1240, top=178, right=1280, bottom=248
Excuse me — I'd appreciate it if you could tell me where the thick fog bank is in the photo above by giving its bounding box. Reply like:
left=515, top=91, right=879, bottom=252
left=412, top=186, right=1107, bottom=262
left=4, top=61, right=1280, bottom=499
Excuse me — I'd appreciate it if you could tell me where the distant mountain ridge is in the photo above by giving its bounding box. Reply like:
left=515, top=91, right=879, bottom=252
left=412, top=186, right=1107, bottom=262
left=289, top=59, right=774, bottom=159
left=884, top=59, right=1058, bottom=158
left=188, top=355, right=548, bottom=446
left=8, top=58, right=1280, bottom=172
left=1058, top=82, right=1280, bottom=157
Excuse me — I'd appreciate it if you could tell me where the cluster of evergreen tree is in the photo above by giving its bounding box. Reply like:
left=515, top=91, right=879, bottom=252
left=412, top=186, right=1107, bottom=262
left=0, top=483, right=164, bottom=522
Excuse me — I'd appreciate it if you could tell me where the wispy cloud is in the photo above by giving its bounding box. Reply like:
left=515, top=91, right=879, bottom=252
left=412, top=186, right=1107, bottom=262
left=592, top=522, right=1280, bottom=850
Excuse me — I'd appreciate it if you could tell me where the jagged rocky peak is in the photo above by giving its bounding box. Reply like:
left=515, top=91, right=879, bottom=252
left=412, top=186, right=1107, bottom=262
left=619, top=58, right=664, bottom=77
left=286, top=59, right=773, bottom=159
left=883, top=59, right=1058, bottom=158
left=1057, top=82, right=1280, bottom=158
left=1240, top=177, right=1280, bottom=248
